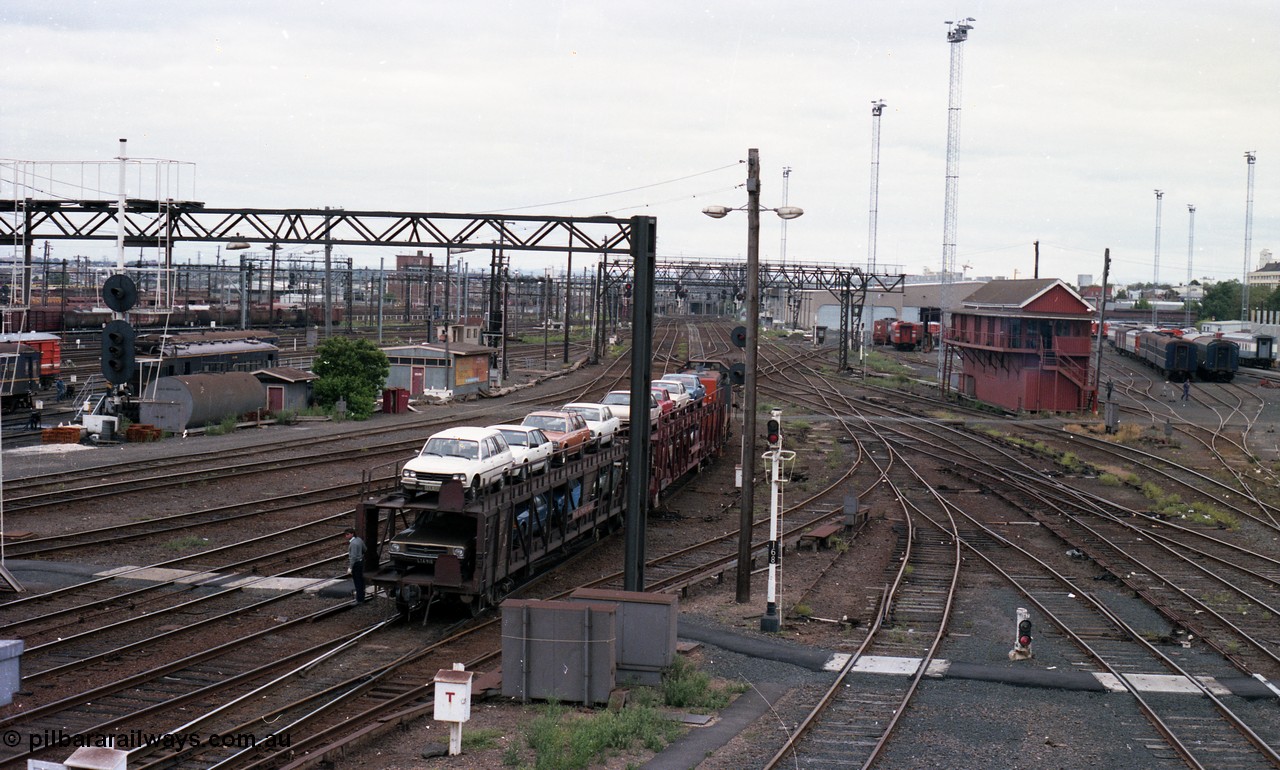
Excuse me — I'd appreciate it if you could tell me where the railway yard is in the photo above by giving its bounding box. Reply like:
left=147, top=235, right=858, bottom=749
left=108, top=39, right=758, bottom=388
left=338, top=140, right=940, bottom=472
left=3, top=320, right=1280, bottom=770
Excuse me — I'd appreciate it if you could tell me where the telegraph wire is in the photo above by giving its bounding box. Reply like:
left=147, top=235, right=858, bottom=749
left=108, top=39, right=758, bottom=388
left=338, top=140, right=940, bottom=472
left=483, top=162, right=743, bottom=214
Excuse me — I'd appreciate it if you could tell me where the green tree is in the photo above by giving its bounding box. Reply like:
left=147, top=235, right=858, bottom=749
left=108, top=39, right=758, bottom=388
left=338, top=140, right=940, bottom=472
left=1260, top=286, right=1280, bottom=312
left=1197, top=280, right=1241, bottom=322
left=311, top=337, right=390, bottom=420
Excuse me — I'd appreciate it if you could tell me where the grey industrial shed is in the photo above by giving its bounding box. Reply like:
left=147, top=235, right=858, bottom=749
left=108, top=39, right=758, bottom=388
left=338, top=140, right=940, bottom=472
left=382, top=342, right=492, bottom=399
left=255, top=367, right=318, bottom=414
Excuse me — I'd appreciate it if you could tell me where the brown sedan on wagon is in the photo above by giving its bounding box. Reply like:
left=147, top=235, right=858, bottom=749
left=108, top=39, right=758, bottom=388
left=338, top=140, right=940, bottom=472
left=520, top=410, right=594, bottom=461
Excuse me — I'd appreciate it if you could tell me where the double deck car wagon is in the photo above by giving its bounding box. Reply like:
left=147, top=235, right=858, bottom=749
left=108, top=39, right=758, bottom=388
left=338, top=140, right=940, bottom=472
left=358, top=366, right=732, bottom=618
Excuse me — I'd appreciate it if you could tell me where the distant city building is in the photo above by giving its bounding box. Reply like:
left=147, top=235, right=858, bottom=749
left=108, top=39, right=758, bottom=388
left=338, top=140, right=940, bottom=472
left=1248, top=251, right=1280, bottom=292
left=394, top=249, right=436, bottom=309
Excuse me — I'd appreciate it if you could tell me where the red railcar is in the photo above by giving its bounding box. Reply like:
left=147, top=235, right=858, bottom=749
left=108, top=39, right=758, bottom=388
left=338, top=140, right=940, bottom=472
left=0, top=332, right=61, bottom=382
left=890, top=320, right=922, bottom=351
left=872, top=317, right=896, bottom=346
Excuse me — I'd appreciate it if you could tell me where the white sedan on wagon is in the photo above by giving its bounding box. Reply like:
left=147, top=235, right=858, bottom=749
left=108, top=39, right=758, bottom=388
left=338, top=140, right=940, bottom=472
left=560, top=402, right=622, bottom=449
left=487, top=423, right=556, bottom=481
left=400, top=426, right=514, bottom=498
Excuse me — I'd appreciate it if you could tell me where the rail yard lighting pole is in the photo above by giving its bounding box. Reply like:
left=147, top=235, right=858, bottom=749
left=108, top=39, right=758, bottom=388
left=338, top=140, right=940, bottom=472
left=703, top=148, right=803, bottom=604
left=1152, top=190, right=1164, bottom=326
left=445, top=247, right=474, bottom=349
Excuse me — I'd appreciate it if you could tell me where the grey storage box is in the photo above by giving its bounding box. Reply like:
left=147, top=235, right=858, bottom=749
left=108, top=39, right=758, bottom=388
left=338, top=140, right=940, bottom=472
left=0, top=639, right=21, bottom=707
left=568, top=588, right=678, bottom=685
left=501, top=598, right=616, bottom=705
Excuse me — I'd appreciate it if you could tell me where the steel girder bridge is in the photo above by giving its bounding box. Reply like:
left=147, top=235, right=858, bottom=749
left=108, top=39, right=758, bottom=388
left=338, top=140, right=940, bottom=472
left=599, top=259, right=906, bottom=371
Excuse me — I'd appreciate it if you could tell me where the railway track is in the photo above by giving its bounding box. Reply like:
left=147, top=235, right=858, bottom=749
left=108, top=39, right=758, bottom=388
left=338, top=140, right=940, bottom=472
left=9, top=322, right=1280, bottom=768
left=755, top=349, right=1280, bottom=767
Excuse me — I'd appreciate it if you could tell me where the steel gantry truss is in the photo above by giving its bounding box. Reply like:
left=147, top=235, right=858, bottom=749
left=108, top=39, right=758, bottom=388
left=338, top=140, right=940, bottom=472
left=0, top=199, right=638, bottom=253
left=0, top=197, right=659, bottom=593
left=598, top=259, right=905, bottom=371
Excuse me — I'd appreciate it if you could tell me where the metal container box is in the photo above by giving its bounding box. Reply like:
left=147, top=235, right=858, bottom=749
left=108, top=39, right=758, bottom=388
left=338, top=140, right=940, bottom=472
left=568, top=589, right=677, bottom=685
left=0, top=638, right=22, bottom=707
left=500, top=599, right=616, bottom=705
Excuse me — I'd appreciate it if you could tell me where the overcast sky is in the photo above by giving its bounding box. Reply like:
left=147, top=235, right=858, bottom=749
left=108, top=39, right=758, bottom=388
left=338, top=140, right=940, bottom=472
left=1, top=1, right=1276, bottom=287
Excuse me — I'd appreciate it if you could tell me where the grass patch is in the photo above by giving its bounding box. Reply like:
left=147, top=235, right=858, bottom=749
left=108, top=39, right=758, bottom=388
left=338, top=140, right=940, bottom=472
left=519, top=701, right=680, bottom=770
left=164, top=535, right=207, bottom=551
left=204, top=413, right=241, bottom=436
left=1139, top=482, right=1238, bottom=529
left=865, top=350, right=913, bottom=375
left=1058, top=451, right=1084, bottom=473
left=504, top=657, right=744, bottom=769
left=788, top=420, right=812, bottom=443
left=461, top=728, right=504, bottom=751
left=883, top=626, right=913, bottom=645
left=792, top=603, right=813, bottom=618
left=657, top=656, right=742, bottom=710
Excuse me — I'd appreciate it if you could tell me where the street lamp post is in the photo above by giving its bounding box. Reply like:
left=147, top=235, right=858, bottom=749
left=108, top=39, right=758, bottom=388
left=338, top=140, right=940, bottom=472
left=445, top=246, right=475, bottom=343
left=703, top=148, right=803, bottom=604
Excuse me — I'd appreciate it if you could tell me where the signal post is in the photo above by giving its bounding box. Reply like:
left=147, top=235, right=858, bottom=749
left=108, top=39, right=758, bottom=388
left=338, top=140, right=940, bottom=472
left=1009, top=607, right=1033, bottom=660
left=761, top=410, right=793, bottom=633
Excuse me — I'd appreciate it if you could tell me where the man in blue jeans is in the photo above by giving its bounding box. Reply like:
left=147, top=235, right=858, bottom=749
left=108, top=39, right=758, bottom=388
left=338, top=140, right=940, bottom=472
left=1182, top=380, right=1191, bottom=402
left=344, top=527, right=367, bottom=603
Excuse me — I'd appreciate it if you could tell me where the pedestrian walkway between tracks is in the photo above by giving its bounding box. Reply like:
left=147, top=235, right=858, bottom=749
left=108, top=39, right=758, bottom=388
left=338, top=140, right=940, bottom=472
left=648, top=618, right=1279, bottom=769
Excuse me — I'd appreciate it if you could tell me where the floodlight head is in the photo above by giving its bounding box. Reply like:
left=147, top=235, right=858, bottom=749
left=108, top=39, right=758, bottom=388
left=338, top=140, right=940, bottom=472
left=225, top=241, right=251, bottom=251
left=702, top=205, right=731, bottom=219
left=775, top=206, right=804, bottom=220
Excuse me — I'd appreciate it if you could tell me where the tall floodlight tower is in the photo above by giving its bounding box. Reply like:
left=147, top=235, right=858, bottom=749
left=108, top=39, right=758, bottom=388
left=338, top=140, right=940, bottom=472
left=1242, top=151, right=1257, bottom=322
left=780, top=166, right=792, bottom=266
left=1185, top=204, right=1195, bottom=327
left=1152, top=189, right=1164, bottom=325
left=778, top=165, right=788, bottom=323
left=868, top=99, right=887, bottom=274
left=938, top=18, right=975, bottom=388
